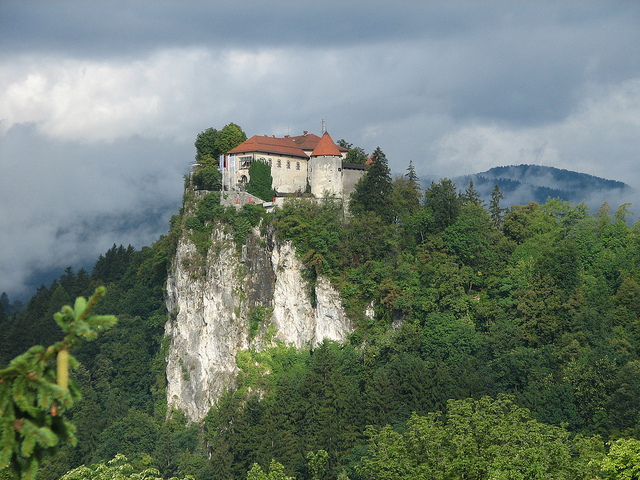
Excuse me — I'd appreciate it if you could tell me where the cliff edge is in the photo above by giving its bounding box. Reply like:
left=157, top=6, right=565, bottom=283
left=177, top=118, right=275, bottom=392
left=164, top=211, right=352, bottom=422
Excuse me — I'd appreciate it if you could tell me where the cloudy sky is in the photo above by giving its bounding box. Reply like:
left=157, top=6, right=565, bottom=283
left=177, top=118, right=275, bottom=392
left=2, top=1, right=640, bottom=299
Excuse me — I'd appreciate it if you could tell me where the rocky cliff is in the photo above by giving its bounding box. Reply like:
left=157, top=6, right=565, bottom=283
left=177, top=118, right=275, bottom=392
left=164, top=221, right=353, bottom=422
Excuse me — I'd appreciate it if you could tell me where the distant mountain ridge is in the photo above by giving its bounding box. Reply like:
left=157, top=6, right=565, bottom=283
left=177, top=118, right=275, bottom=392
left=449, top=164, right=632, bottom=208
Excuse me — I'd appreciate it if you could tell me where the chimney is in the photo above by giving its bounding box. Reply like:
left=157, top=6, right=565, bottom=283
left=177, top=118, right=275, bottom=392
left=303, top=131, right=308, bottom=135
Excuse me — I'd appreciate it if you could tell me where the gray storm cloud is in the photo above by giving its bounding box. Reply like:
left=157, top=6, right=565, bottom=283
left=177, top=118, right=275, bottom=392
left=1, top=1, right=640, bottom=298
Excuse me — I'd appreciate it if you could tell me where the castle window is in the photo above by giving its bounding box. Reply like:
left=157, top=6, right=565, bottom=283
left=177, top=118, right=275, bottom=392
left=277, top=160, right=281, bottom=168
left=268, top=159, right=272, bottom=167
left=296, top=162, right=300, bottom=170
left=239, top=156, right=252, bottom=169
left=286, top=161, right=291, bottom=169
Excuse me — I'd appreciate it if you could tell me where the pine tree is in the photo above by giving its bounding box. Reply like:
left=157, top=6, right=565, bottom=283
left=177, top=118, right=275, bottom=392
left=349, top=147, right=393, bottom=223
left=489, top=182, right=505, bottom=229
left=424, top=178, right=460, bottom=232
left=461, top=179, right=483, bottom=207
left=406, top=160, right=419, bottom=184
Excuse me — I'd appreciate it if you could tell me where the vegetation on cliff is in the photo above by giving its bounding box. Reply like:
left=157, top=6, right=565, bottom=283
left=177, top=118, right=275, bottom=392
left=3, top=127, right=640, bottom=478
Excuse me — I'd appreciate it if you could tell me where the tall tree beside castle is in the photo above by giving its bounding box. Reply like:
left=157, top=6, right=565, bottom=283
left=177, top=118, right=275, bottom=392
left=337, top=139, right=368, bottom=164
left=349, top=147, right=393, bottom=223
left=195, top=123, right=247, bottom=167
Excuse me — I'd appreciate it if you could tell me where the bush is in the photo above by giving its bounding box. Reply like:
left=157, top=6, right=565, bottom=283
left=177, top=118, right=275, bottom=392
left=193, top=165, right=222, bottom=191
left=197, top=193, right=223, bottom=224
left=246, top=160, right=275, bottom=201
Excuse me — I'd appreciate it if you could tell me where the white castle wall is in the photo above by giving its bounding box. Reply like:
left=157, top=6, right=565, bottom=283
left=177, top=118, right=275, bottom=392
left=309, top=155, right=343, bottom=197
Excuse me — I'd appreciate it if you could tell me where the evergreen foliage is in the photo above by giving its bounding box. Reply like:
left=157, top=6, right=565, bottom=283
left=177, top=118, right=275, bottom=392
left=0, top=287, right=117, bottom=480
left=348, top=147, right=393, bottom=224
left=489, top=182, right=505, bottom=228
left=246, top=160, right=276, bottom=202
left=6, top=148, right=640, bottom=479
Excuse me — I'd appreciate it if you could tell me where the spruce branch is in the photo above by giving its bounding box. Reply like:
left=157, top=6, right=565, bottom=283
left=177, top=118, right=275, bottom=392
left=0, top=286, right=117, bottom=480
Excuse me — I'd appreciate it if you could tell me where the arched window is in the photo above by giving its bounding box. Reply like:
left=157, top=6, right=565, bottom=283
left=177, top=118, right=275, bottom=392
left=277, top=159, right=281, bottom=168
left=286, top=161, right=291, bottom=169
left=296, top=162, right=301, bottom=170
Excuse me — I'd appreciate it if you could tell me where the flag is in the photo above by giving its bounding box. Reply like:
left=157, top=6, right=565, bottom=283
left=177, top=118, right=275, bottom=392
left=219, top=154, right=223, bottom=171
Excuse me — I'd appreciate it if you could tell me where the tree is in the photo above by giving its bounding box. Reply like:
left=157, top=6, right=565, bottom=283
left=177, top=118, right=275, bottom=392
left=489, top=182, right=504, bottom=229
left=192, top=165, right=221, bottom=191
left=406, top=161, right=419, bottom=184
left=349, top=147, right=393, bottom=223
left=442, top=203, right=497, bottom=275
left=600, top=438, right=640, bottom=480
left=359, top=395, right=601, bottom=480
left=423, top=178, right=460, bottom=233
left=194, top=123, right=247, bottom=167
left=246, top=459, right=293, bottom=480
left=337, top=140, right=367, bottom=164
left=390, top=176, right=420, bottom=227
left=246, top=160, right=276, bottom=202
left=306, top=450, right=328, bottom=480
left=0, top=287, right=117, bottom=480
left=59, top=453, right=193, bottom=480
left=460, top=179, right=483, bottom=207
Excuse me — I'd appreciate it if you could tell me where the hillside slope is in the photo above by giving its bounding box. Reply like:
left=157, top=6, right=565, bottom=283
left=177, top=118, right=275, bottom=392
left=451, top=164, right=633, bottom=208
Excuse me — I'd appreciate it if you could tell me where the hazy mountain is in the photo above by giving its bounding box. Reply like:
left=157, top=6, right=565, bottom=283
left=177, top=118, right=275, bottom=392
left=448, top=164, right=634, bottom=209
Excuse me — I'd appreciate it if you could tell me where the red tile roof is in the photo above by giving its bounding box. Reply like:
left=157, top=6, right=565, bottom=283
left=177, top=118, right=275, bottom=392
left=290, top=132, right=348, bottom=153
left=310, top=132, right=343, bottom=157
left=290, top=132, right=322, bottom=151
left=228, top=135, right=308, bottom=159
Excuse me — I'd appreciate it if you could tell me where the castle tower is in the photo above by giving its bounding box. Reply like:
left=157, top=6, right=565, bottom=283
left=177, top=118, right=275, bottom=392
left=308, top=131, right=343, bottom=198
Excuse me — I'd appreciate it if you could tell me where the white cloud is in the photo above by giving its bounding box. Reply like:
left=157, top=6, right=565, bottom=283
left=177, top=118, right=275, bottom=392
left=433, top=77, right=640, bottom=186
left=1, top=4, right=640, bottom=299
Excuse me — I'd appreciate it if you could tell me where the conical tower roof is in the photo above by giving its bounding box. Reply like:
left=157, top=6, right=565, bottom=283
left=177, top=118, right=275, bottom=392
left=310, top=131, right=342, bottom=157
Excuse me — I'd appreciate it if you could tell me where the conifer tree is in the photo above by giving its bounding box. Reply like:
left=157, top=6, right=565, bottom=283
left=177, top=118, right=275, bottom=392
left=0, top=287, right=117, bottom=480
left=489, top=182, right=505, bottom=229
left=406, top=160, right=419, bottom=184
left=349, top=147, right=393, bottom=223
left=461, top=179, right=483, bottom=206
left=423, top=178, right=460, bottom=232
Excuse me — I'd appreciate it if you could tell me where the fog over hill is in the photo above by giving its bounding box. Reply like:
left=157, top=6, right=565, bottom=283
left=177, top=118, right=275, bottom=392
left=445, top=164, right=635, bottom=211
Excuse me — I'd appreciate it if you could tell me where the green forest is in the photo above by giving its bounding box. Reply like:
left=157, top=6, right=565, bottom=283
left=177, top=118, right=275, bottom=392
left=3, top=131, right=640, bottom=479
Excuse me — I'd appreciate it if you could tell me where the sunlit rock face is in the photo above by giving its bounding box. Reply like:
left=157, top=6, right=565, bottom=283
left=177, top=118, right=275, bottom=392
left=165, top=225, right=352, bottom=422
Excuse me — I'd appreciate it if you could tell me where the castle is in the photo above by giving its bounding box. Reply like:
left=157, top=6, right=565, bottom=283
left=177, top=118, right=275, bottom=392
left=221, top=131, right=367, bottom=202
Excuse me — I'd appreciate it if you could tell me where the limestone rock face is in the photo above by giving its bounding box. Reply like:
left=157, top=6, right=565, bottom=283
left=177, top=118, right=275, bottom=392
left=165, top=225, right=352, bottom=422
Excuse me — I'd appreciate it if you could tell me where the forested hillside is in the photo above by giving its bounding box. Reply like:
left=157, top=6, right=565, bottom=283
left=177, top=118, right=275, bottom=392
left=3, top=149, right=640, bottom=479
left=453, top=164, right=633, bottom=208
